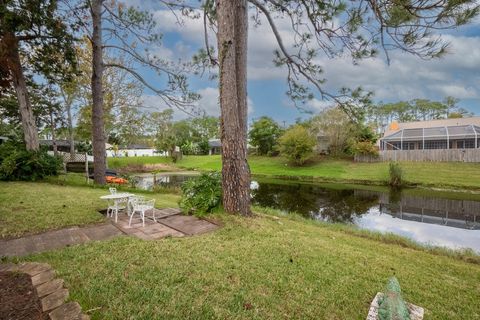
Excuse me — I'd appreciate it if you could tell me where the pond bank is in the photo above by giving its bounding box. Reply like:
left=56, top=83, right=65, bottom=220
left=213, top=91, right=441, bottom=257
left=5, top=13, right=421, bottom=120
left=20, top=210, right=480, bottom=319
left=133, top=173, right=480, bottom=253
left=128, top=168, right=480, bottom=195
left=108, top=155, right=480, bottom=193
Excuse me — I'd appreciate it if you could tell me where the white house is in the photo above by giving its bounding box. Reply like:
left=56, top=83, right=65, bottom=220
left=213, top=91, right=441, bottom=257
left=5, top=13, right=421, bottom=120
left=106, top=144, right=166, bottom=157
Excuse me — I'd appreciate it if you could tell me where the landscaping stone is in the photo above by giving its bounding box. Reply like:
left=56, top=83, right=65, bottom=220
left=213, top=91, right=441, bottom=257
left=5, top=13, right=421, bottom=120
left=0, top=223, right=123, bottom=257
left=159, top=214, right=219, bottom=235
left=48, top=301, right=82, bottom=320
left=31, top=269, right=56, bottom=286
left=0, top=262, right=15, bottom=272
left=0, top=262, right=90, bottom=319
left=18, top=262, right=51, bottom=276
left=36, top=278, right=64, bottom=298
left=110, top=208, right=214, bottom=240
left=0, top=208, right=219, bottom=256
left=366, top=292, right=424, bottom=320
left=41, top=288, right=69, bottom=311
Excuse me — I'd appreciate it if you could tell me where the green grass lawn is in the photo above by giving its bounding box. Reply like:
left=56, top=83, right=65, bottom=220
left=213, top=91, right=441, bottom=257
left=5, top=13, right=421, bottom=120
left=109, top=155, right=480, bottom=190
left=3, top=182, right=479, bottom=318
left=18, top=211, right=479, bottom=319
left=0, top=181, right=180, bottom=239
left=108, top=156, right=170, bottom=169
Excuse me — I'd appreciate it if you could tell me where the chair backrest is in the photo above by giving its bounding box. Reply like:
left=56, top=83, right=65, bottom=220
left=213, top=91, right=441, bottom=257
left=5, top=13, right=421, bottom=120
left=109, top=187, right=117, bottom=195
left=144, top=199, right=155, bottom=209
left=133, top=198, right=155, bottom=210
left=130, top=195, right=144, bottom=207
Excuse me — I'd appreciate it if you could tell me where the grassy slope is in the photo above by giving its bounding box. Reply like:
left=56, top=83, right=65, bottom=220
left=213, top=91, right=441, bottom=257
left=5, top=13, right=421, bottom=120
left=108, top=156, right=170, bottom=169
left=20, top=212, right=480, bottom=320
left=109, top=155, right=480, bottom=189
left=0, top=181, right=180, bottom=239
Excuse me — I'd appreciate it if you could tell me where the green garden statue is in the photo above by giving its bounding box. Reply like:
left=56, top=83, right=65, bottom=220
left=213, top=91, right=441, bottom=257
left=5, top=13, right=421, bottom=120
left=378, top=277, right=411, bottom=320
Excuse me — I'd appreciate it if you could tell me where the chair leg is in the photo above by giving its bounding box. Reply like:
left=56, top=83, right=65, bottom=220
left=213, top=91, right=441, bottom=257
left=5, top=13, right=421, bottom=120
left=141, top=210, right=145, bottom=227
left=152, top=209, right=156, bottom=223
left=114, top=207, right=118, bottom=223
left=129, top=211, right=135, bottom=227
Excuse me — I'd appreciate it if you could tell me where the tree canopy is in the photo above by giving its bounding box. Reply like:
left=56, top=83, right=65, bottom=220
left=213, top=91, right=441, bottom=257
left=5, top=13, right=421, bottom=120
left=249, top=117, right=283, bottom=155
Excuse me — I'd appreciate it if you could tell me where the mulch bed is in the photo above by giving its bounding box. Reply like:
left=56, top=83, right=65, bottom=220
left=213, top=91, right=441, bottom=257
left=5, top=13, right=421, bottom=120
left=0, top=271, right=48, bottom=320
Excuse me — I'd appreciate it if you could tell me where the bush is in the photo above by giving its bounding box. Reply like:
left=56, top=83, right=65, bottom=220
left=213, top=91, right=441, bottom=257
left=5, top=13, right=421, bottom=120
left=352, top=141, right=379, bottom=156
left=388, top=162, right=403, bottom=188
left=179, top=172, right=222, bottom=216
left=278, top=125, right=316, bottom=165
left=0, top=143, right=62, bottom=181
left=248, top=116, right=283, bottom=155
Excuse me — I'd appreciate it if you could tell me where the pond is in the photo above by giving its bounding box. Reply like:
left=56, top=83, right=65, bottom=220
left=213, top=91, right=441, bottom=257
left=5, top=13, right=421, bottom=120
left=134, top=173, right=480, bottom=253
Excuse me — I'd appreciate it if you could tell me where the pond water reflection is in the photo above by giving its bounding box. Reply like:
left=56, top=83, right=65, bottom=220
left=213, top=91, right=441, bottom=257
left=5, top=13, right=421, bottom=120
left=135, top=173, right=480, bottom=252
left=251, top=181, right=480, bottom=252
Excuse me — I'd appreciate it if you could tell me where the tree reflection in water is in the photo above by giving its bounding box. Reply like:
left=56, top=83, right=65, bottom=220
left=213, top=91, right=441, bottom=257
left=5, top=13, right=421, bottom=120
left=251, top=182, right=378, bottom=223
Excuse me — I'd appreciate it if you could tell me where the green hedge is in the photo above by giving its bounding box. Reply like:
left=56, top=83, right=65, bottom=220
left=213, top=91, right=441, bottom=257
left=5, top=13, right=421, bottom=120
left=0, top=142, right=62, bottom=181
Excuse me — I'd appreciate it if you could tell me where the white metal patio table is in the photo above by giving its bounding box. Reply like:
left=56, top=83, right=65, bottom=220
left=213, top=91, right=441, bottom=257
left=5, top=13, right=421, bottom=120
left=100, top=193, right=135, bottom=216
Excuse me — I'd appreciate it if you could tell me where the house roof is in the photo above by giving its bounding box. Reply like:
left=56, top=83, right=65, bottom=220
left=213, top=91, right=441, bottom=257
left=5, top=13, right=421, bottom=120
left=39, top=139, right=73, bottom=147
left=120, top=144, right=153, bottom=150
left=382, top=124, right=480, bottom=142
left=384, top=117, right=480, bottom=137
left=208, top=139, right=221, bottom=147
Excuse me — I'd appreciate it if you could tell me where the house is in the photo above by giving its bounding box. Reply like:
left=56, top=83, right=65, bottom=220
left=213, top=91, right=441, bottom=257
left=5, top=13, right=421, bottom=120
left=208, top=139, right=221, bottom=155
left=316, top=131, right=330, bottom=154
left=374, top=117, right=480, bottom=162
left=106, top=144, right=164, bottom=157
left=40, top=139, right=74, bottom=153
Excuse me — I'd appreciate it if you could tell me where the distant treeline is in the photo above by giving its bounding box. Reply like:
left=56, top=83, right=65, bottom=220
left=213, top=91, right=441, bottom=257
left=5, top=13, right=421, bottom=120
left=365, top=97, right=473, bottom=131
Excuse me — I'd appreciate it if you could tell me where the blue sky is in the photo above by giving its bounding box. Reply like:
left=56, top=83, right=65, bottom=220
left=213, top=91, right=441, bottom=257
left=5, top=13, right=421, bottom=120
left=127, top=2, right=480, bottom=125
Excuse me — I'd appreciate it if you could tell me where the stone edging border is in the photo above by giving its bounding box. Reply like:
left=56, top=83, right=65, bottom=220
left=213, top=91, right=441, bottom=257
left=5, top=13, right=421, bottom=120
left=0, top=262, right=90, bottom=320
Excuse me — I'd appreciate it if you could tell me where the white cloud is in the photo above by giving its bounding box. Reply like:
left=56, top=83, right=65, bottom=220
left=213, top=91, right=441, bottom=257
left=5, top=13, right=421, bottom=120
left=141, top=87, right=254, bottom=120
left=148, top=45, right=174, bottom=60
left=305, top=98, right=333, bottom=112
left=196, top=87, right=254, bottom=116
left=196, top=87, right=219, bottom=116
left=150, top=7, right=480, bottom=109
left=308, top=34, right=480, bottom=102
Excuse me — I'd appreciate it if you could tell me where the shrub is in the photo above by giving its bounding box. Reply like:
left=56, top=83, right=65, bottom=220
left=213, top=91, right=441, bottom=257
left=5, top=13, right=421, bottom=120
left=278, top=125, right=316, bottom=165
left=388, top=162, right=403, bottom=188
left=248, top=116, right=283, bottom=155
left=179, top=172, right=222, bottom=216
left=0, top=143, right=62, bottom=181
left=352, top=141, right=379, bottom=156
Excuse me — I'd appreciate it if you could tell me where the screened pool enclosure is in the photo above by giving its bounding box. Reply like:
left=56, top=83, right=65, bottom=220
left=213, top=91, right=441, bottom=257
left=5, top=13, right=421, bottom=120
left=380, top=125, right=480, bottom=151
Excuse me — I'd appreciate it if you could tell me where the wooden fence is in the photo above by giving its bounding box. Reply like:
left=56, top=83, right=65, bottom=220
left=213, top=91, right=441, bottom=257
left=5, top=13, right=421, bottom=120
left=355, top=149, right=480, bottom=162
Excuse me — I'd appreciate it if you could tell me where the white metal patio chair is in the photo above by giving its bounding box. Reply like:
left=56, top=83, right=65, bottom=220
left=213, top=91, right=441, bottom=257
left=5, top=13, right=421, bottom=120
left=127, top=195, right=145, bottom=215
left=128, top=198, right=156, bottom=227
left=107, top=196, right=128, bottom=223
left=109, top=187, right=117, bottom=195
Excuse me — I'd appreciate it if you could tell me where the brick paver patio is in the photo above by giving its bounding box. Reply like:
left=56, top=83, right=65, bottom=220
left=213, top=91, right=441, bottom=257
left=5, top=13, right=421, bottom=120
left=114, top=208, right=219, bottom=239
left=0, top=223, right=122, bottom=257
left=0, top=208, right=219, bottom=257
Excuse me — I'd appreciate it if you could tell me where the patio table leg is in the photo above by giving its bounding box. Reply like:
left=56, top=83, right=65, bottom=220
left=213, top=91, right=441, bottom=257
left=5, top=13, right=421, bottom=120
left=127, top=198, right=132, bottom=216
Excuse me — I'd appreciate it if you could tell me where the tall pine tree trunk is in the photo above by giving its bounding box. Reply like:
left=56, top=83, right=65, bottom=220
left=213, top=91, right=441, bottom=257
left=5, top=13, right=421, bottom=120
left=90, top=0, right=106, bottom=184
left=49, top=111, right=58, bottom=156
left=60, top=87, right=75, bottom=158
left=2, top=33, right=39, bottom=151
left=217, top=0, right=251, bottom=215
left=66, top=101, right=75, bottom=158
